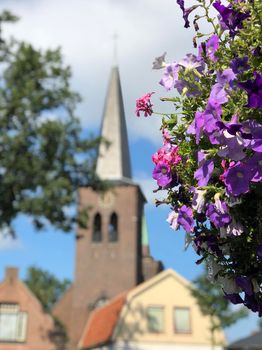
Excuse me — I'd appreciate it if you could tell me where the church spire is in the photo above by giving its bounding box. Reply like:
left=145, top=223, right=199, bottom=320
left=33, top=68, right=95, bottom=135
left=96, top=66, right=132, bottom=181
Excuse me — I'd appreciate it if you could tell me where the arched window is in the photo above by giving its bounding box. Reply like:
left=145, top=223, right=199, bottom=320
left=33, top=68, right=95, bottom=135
left=92, top=213, right=102, bottom=242
left=108, top=213, right=118, bottom=242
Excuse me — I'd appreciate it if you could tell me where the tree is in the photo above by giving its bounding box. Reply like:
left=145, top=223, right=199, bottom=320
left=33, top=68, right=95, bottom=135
left=25, top=266, right=70, bottom=349
left=0, top=10, right=106, bottom=236
left=24, top=266, right=71, bottom=312
left=190, top=265, right=248, bottom=349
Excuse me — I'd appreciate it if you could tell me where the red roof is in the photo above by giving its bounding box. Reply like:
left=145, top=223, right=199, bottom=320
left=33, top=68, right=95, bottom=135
left=80, top=292, right=128, bottom=349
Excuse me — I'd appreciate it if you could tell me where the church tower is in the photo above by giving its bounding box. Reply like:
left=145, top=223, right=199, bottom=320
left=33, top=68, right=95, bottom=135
left=53, top=66, right=163, bottom=350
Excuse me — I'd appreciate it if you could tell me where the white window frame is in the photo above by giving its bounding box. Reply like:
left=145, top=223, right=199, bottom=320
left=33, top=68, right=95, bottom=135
left=146, top=305, right=164, bottom=333
left=173, top=307, right=191, bottom=334
left=0, top=304, right=28, bottom=343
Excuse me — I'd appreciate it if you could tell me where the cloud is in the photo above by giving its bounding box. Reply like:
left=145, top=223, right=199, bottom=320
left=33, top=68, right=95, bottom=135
left=0, top=0, right=209, bottom=145
left=0, top=235, right=23, bottom=251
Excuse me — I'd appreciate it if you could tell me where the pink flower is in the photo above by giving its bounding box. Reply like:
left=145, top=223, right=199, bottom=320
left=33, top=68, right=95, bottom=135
left=152, top=143, right=181, bottom=167
left=135, top=92, right=155, bottom=117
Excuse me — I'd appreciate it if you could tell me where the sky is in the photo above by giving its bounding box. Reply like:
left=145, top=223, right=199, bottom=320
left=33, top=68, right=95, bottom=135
left=0, top=0, right=259, bottom=343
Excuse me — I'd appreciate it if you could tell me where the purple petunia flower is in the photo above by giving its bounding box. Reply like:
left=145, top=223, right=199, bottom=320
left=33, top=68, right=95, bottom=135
left=236, top=276, right=253, bottom=296
left=244, top=294, right=261, bottom=314
left=159, top=63, right=180, bottom=91
left=224, top=292, right=243, bottom=304
left=174, top=79, right=201, bottom=97
left=217, top=130, right=248, bottom=161
left=247, top=152, right=262, bottom=183
left=178, top=205, right=194, bottom=232
left=220, top=219, right=244, bottom=237
left=242, top=120, right=262, bottom=152
left=187, top=111, right=204, bottom=144
left=179, top=53, right=205, bottom=73
left=167, top=210, right=179, bottom=231
left=176, top=0, right=193, bottom=28
left=230, top=57, right=250, bottom=75
left=206, top=201, right=231, bottom=228
left=258, top=243, right=262, bottom=259
left=213, top=1, right=250, bottom=37
left=194, top=159, right=214, bottom=186
left=217, top=68, right=236, bottom=86
left=224, top=162, right=253, bottom=196
left=205, top=34, right=219, bottom=62
left=238, top=72, right=262, bottom=109
left=209, top=83, right=228, bottom=105
left=152, top=162, right=172, bottom=187
left=192, top=189, right=206, bottom=213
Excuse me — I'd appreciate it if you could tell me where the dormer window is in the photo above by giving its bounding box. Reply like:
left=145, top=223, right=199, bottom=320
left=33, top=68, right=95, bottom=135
left=92, top=213, right=102, bottom=242
left=0, top=303, right=27, bottom=342
left=108, top=213, right=118, bottom=242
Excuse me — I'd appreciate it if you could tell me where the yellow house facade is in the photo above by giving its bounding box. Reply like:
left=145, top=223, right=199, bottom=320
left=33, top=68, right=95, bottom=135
left=79, top=269, right=225, bottom=350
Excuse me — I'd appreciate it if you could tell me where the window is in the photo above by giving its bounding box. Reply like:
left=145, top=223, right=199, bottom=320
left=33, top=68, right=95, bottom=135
left=0, top=304, right=27, bottom=342
left=173, top=307, right=191, bottom=334
left=147, top=306, right=164, bottom=333
left=108, top=213, right=118, bottom=242
left=92, top=213, right=102, bottom=242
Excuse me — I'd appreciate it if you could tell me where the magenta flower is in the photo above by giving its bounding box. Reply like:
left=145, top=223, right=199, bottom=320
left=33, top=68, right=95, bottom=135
left=206, top=35, right=219, bottom=62
left=178, top=205, right=194, bottom=232
left=159, top=63, right=180, bottom=91
left=152, top=162, right=172, bottom=187
left=136, top=92, right=155, bottom=117
left=152, top=143, right=181, bottom=167
left=224, top=162, right=253, bottom=196
left=238, top=72, right=262, bottom=109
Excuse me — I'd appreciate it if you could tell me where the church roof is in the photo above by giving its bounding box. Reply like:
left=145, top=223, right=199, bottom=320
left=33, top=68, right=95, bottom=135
left=96, top=66, right=132, bottom=182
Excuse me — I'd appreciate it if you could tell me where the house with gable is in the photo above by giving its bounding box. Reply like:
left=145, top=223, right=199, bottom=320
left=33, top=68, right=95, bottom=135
left=79, top=269, right=225, bottom=350
left=0, top=267, right=57, bottom=350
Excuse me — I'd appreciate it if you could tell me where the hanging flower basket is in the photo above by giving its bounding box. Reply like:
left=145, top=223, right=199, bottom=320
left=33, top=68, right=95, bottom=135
left=136, top=0, right=262, bottom=314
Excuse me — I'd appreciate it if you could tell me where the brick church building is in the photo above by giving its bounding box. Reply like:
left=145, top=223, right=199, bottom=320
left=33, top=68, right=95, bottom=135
left=53, top=66, right=163, bottom=350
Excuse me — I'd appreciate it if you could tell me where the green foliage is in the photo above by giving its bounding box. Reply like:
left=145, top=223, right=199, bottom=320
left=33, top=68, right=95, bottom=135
left=191, top=265, right=248, bottom=345
left=24, top=266, right=71, bottom=312
left=0, top=10, right=106, bottom=235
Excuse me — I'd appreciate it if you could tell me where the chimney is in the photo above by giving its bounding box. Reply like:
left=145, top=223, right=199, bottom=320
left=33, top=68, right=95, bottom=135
left=5, top=267, right=19, bottom=284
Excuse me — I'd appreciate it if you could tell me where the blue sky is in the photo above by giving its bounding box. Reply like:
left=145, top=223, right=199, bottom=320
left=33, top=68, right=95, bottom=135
left=0, top=0, right=260, bottom=343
